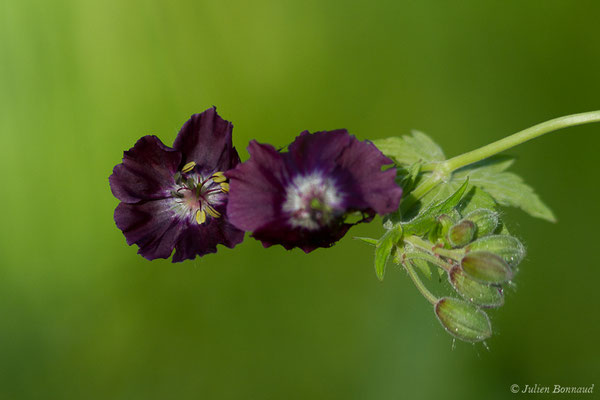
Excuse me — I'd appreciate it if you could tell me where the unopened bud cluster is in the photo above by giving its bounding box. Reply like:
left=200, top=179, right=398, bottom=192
left=399, top=208, right=526, bottom=343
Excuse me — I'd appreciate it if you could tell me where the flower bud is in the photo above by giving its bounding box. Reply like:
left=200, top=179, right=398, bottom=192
left=464, top=208, right=498, bottom=238
left=466, top=235, right=525, bottom=268
left=434, top=297, right=492, bottom=343
left=448, top=220, right=476, bottom=248
left=448, top=266, right=504, bottom=308
left=461, top=251, right=513, bottom=284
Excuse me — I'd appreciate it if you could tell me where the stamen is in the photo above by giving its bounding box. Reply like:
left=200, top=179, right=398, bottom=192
left=195, top=209, right=206, bottom=224
left=174, top=171, right=183, bottom=185
left=205, top=204, right=221, bottom=218
left=220, top=182, right=230, bottom=193
left=203, top=188, right=224, bottom=196
left=211, top=171, right=227, bottom=183
left=182, top=161, right=196, bottom=173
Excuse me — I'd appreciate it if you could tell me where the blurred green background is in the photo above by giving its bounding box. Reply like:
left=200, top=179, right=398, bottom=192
left=2, top=0, right=599, bottom=398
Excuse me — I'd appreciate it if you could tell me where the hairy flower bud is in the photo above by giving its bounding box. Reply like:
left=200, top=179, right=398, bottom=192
left=448, top=266, right=504, bottom=308
left=448, top=220, right=476, bottom=248
left=434, top=297, right=492, bottom=343
left=466, top=235, right=525, bottom=268
left=461, top=251, right=513, bottom=284
left=464, top=208, right=498, bottom=238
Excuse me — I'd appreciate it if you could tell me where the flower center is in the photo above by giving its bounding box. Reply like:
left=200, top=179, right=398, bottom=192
left=282, top=173, right=343, bottom=230
left=170, top=161, right=229, bottom=225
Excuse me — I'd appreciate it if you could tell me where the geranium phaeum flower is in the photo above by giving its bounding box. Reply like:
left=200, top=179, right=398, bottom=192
left=109, top=107, right=244, bottom=262
left=226, top=130, right=402, bottom=252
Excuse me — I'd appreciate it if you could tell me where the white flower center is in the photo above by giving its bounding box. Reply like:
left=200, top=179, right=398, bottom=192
left=169, top=167, right=229, bottom=225
left=282, top=173, right=343, bottom=230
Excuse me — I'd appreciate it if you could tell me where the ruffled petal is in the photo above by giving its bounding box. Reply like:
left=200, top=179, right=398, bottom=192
left=335, top=137, right=402, bottom=214
left=109, top=135, right=181, bottom=203
left=173, top=107, right=240, bottom=172
left=252, top=216, right=369, bottom=253
left=225, top=140, right=289, bottom=231
left=172, top=219, right=244, bottom=262
left=114, top=199, right=185, bottom=260
left=286, top=129, right=350, bottom=174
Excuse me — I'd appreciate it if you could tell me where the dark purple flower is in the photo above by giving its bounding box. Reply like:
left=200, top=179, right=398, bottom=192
left=226, top=129, right=402, bottom=252
left=109, top=107, right=244, bottom=262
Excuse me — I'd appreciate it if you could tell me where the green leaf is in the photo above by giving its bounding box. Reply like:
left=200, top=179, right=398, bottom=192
left=403, top=180, right=470, bottom=236
left=454, top=157, right=556, bottom=222
left=457, top=186, right=498, bottom=215
left=372, top=130, right=445, bottom=165
left=354, top=237, right=378, bottom=246
left=396, top=162, right=422, bottom=194
left=374, top=226, right=403, bottom=281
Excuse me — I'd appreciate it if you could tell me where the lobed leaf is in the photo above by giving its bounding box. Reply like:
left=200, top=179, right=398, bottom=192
left=372, top=130, right=445, bottom=165
left=454, top=157, right=555, bottom=222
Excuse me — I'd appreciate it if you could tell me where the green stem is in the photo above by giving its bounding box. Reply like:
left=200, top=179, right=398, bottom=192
left=403, top=261, right=438, bottom=305
left=404, top=235, right=464, bottom=261
left=423, top=110, right=600, bottom=173
left=403, top=111, right=600, bottom=210
left=404, top=251, right=453, bottom=272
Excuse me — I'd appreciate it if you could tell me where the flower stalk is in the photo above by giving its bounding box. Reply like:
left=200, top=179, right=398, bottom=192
left=403, top=261, right=438, bottom=305
left=402, top=110, right=600, bottom=212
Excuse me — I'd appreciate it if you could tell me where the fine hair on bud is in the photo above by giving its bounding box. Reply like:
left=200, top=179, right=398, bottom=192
left=463, top=208, right=499, bottom=239
left=449, top=266, right=504, bottom=308
left=434, top=297, right=492, bottom=343
left=461, top=251, right=513, bottom=284
left=466, top=235, right=526, bottom=268
left=448, top=220, right=476, bottom=248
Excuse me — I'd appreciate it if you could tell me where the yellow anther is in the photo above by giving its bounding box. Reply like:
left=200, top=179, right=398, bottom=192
left=211, top=171, right=227, bottom=183
left=220, top=182, right=230, bottom=193
left=205, top=204, right=221, bottom=218
left=195, top=209, right=206, bottom=225
left=182, top=161, right=196, bottom=173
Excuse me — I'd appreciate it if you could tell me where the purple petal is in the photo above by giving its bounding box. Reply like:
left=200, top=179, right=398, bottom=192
left=225, top=140, right=289, bottom=231
left=286, top=129, right=351, bottom=173
left=252, top=216, right=372, bottom=253
left=172, top=219, right=245, bottom=262
left=109, top=136, right=181, bottom=203
left=114, top=199, right=185, bottom=260
left=173, top=107, right=240, bottom=172
left=335, top=137, right=402, bottom=214
left=115, top=198, right=244, bottom=262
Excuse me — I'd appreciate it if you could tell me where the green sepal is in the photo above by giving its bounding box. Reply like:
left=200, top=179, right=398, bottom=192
left=448, top=266, right=504, bottom=308
left=461, top=251, right=513, bottom=284
left=448, top=220, right=476, bottom=248
left=463, top=208, right=499, bottom=239
left=466, top=235, right=526, bottom=268
left=354, top=237, right=378, bottom=246
left=434, top=297, right=492, bottom=343
left=374, top=225, right=403, bottom=281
